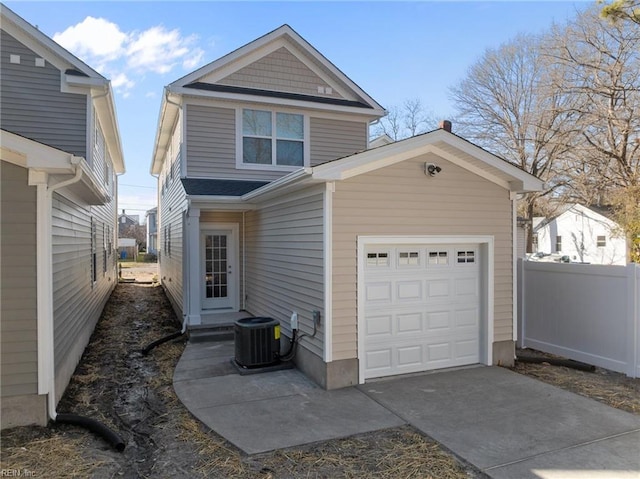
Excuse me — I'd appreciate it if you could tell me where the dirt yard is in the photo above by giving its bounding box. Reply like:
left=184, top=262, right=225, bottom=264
left=1, top=267, right=638, bottom=478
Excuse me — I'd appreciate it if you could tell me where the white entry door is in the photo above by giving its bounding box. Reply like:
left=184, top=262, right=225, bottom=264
left=362, top=243, right=482, bottom=379
left=201, top=229, right=236, bottom=310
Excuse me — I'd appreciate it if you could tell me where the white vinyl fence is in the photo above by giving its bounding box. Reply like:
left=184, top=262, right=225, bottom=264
left=517, top=260, right=639, bottom=378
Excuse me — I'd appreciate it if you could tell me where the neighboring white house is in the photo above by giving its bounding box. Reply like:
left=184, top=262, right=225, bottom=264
left=532, top=203, right=627, bottom=265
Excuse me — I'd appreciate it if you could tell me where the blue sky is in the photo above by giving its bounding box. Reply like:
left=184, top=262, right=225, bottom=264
left=7, top=1, right=590, bottom=219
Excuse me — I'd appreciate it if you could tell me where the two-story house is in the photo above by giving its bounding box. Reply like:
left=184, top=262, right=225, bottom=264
left=0, top=4, right=125, bottom=427
left=151, top=25, right=542, bottom=389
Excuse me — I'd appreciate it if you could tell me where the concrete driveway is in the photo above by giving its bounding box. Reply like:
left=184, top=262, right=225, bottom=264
left=174, top=341, right=640, bottom=479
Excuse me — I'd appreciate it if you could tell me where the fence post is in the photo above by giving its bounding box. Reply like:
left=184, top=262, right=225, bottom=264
left=627, top=264, right=639, bottom=378
left=517, top=258, right=524, bottom=349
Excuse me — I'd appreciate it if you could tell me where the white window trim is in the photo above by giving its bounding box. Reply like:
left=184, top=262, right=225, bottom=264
left=235, top=107, right=310, bottom=171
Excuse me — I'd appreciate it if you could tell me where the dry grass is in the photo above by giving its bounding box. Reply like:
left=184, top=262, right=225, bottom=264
left=0, top=433, right=105, bottom=478
left=512, top=350, right=640, bottom=415
left=252, top=428, right=469, bottom=479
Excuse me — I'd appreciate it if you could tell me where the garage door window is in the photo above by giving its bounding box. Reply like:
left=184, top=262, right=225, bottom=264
left=398, top=251, right=419, bottom=266
left=428, top=251, right=448, bottom=265
left=367, top=252, right=389, bottom=267
left=457, top=250, right=475, bottom=263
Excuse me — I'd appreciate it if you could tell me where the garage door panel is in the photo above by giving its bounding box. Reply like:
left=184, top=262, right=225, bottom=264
left=456, top=339, right=480, bottom=360
left=366, top=314, right=392, bottom=336
left=397, top=345, right=422, bottom=367
left=397, top=312, right=423, bottom=334
left=396, top=280, right=423, bottom=301
left=427, top=342, right=453, bottom=362
left=455, top=308, right=479, bottom=328
left=427, top=279, right=450, bottom=298
left=366, top=348, right=392, bottom=371
left=366, top=282, right=392, bottom=303
left=426, top=311, right=451, bottom=331
left=454, top=276, right=478, bottom=296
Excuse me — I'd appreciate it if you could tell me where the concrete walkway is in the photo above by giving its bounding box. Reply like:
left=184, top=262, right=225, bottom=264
left=174, top=341, right=640, bottom=478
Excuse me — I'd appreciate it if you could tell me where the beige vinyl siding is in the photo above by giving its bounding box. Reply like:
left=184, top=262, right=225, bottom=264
left=159, top=116, right=187, bottom=316
left=331, top=154, right=513, bottom=361
left=0, top=30, right=87, bottom=158
left=0, top=161, right=38, bottom=397
left=217, top=47, right=342, bottom=99
left=52, top=192, right=117, bottom=402
left=245, top=187, right=325, bottom=358
left=310, top=118, right=367, bottom=165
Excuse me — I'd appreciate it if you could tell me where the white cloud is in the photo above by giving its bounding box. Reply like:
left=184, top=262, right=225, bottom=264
left=127, top=26, right=204, bottom=74
left=53, top=17, right=206, bottom=97
left=54, top=17, right=128, bottom=64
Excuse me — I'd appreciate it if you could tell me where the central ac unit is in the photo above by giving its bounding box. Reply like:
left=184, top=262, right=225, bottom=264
left=234, top=317, right=280, bottom=368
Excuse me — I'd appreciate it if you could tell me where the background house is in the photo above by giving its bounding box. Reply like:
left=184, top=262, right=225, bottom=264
left=0, top=4, right=124, bottom=428
left=146, top=207, right=158, bottom=255
left=151, top=25, right=542, bottom=389
left=531, top=203, right=626, bottom=265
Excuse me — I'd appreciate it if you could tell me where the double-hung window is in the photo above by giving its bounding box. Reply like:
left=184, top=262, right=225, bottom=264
left=241, top=109, right=305, bottom=167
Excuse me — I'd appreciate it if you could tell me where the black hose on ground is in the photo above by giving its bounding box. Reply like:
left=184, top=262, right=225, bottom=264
left=141, top=330, right=183, bottom=356
left=516, top=355, right=596, bottom=372
left=56, top=413, right=126, bottom=452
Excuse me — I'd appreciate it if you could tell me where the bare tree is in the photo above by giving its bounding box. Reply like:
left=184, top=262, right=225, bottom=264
left=545, top=7, right=640, bottom=260
left=450, top=33, right=577, bottom=252
left=374, top=98, right=438, bottom=140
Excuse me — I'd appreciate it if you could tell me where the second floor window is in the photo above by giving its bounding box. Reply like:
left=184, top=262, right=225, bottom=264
left=555, top=235, right=562, bottom=252
left=597, top=235, right=606, bottom=247
left=242, top=109, right=304, bottom=167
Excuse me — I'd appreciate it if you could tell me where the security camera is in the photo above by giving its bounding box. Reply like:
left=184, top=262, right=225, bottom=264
left=426, top=163, right=442, bottom=176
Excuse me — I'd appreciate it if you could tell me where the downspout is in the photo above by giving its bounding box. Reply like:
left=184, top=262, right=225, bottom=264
left=42, top=156, right=83, bottom=422
left=242, top=211, right=246, bottom=311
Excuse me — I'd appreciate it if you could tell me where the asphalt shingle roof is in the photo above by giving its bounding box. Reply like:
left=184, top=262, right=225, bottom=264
left=181, top=178, right=269, bottom=197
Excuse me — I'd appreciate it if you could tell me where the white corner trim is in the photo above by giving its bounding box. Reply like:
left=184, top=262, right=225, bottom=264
left=356, top=235, right=495, bottom=384
left=323, top=182, right=334, bottom=362
left=35, top=182, right=52, bottom=396
left=512, top=195, right=518, bottom=342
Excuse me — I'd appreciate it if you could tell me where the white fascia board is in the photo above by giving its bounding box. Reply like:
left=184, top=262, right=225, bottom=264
left=431, top=132, right=544, bottom=192
left=151, top=90, right=181, bottom=175
left=92, top=84, right=125, bottom=174
left=169, top=85, right=384, bottom=118
left=0, top=130, right=76, bottom=170
left=188, top=196, right=257, bottom=211
left=242, top=167, right=313, bottom=201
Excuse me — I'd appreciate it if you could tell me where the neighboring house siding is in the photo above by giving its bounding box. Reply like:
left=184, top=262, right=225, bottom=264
left=245, top=187, right=325, bottom=358
left=159, top=120, right=187, bottom=316
left=310, top=117, right=367, bottom=165
left=216, top=47, right=342, bottom=99
left=0, top=161, right=38, bottom=397
left=0, top=30, right=87, bottom=158
left=331, top=155, right=513, bottom=361
left=52, top=192, right=116, bottom=402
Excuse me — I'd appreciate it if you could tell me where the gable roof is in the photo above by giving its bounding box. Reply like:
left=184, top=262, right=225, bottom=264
left=170, top=24, right=384, bottom=114
left=152, top=25, right=385, bottom=174
left=1, top=4, right=124, bottom=174
left=533, top=203, right=619, bottom=233
left=312, top=128, right=543, bottom=192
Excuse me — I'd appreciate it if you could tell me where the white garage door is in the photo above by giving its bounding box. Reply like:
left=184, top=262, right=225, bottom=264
left=363, top=243, right=481, bottom=379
